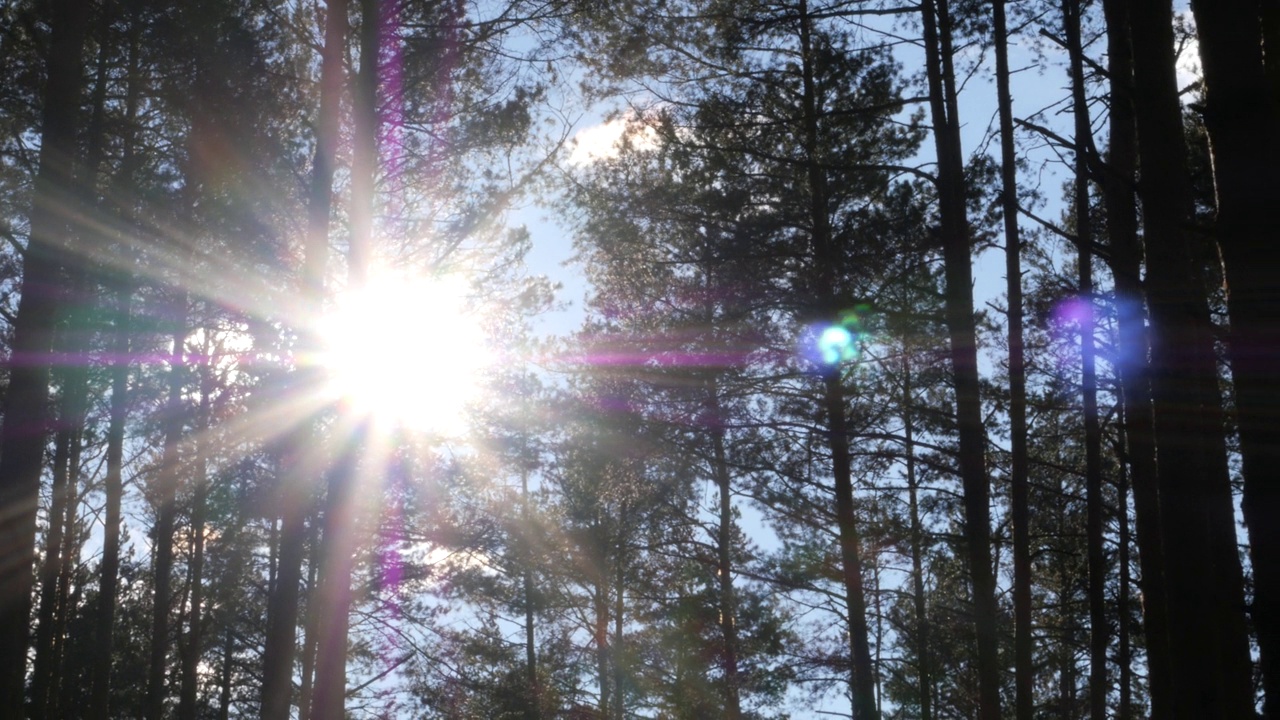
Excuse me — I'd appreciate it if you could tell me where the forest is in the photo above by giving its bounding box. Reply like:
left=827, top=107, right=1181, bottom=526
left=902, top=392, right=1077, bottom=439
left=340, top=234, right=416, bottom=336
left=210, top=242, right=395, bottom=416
left=0, top=0, right=1275, bottom=718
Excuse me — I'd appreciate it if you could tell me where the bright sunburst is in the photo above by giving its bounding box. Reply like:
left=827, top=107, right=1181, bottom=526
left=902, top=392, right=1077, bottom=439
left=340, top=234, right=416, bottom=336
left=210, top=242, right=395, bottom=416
left=314, top=274, right=491, bottom=434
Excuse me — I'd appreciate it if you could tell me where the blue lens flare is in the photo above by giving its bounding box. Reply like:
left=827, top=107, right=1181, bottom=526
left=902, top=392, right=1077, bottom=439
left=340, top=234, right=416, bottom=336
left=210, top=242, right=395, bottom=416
left=805, top=306, right=872, bottom=367
left=818, top=326, right=856, bottom=365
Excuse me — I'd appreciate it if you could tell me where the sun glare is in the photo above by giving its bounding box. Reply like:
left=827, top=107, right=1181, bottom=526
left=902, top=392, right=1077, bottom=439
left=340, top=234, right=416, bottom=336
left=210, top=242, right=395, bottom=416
left=315, top=275, right=491, bottom=434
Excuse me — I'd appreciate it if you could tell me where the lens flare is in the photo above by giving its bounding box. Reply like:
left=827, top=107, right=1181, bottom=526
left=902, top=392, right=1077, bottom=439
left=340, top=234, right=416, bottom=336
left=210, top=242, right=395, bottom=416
left=1053, top=296, right=1093, bottom=327
left=805, top=305, right=872, bottom=367
left=314, top=274, right=491, bottom=434
left=818, top=326, right=856, bottom=364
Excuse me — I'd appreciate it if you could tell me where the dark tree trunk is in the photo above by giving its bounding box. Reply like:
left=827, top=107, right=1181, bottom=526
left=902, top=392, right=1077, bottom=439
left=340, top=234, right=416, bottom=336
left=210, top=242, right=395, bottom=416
left=1099, top=2, right=1174, bottom=714
left=822, top=372, right=879, bottom=720
left=613, top=558, right=625, bottom=720
left=261, top=1, right=345, bottom=716
left=522, top=463, right=540, bottom=720
left=595, top=566, right=611, bottom=719
left=298, top=522, right=322, bottom=720
left=178, top=360, right=212, bottom=720
left=90, top=274, right=132, bottom=720
left=1117, top=439, right=1133, bottom=720
left=1062, top=2, right=1109, bottom=715
left=903, top=355, right=933, bottom=720
left=32, top=350, right=81, bottom=720
left=218, top=623, right=233, bottom=720
left=310, top=2, right=378, bottom=717
left=710, top=415, right=742, bottom=720
left=919, top=1, right=1002, bottom=717
left=1128, top=1, right=1255, bottom=717
left=0, top=0, right=91, bottom=711
left=993, top=3, right=1032, bottom=718
left=795, top=3, right=878, bottom=715
left=146, top=293, right=188, bottom=720
left=1188, top=3, right=1280, bottom=714
left=90, top=11, right=143, bottom=711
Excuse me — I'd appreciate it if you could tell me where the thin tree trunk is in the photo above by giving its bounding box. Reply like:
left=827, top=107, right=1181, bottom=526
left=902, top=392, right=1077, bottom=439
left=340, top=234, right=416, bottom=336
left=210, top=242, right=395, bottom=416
left=1128, top=2, right=1255, bottom=717
left=1188, top=3, right=1280, bottom=714
left=1098, top=2, right=1174, bottom=715
left=993, top=3, right=1033, bottom=718
left=311, top=2, right=378, bottom=712
left=90, top=273, right=132, bottom=720
left=710, top=417, right=742, bottom=720
left=218, top=623, right=233, bottom=720
left=310, top=2, right=378, bottom=717
left=822, top=371, right=879, bottom=720
left=0, top=0, right=90, bottom=710
left=795, top=3, right=878, bottom=715
left=613, top=557, right=625, bottom=720
left=261, top=1, right=345, bottom=716
left=919, top=1, right=1001, bottom=716
left=146, top=292, right=189, bottom=720
left=1117, top=438, right=1133, bottom=720
left=298, top=521, right=322, bottom=720
left=33, top=357, right=79, bottom=720
left=178, top=358, right=212, bottom=720
left=595, top=564, right=611, bottom=719
left=1061, top=2, right=1108, bottom=715
left=522, top=461, right=540, bottom=720
left=89, top=2, right=140, bottom=713
left=903, top=354, right=933, bottom=720
left=33, top=8, right=114, bottom=703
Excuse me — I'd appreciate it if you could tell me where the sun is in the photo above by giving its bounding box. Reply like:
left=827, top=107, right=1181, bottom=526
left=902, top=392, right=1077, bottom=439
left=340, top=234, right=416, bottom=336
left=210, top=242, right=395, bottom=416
left=314, top=274, right=491, bottom=434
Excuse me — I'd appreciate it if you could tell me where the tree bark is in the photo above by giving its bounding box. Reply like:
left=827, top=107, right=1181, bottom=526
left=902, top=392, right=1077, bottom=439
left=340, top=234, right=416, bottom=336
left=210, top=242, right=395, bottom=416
left=90, top=9, right=143, bottom=711
left=1099, top=2, right=1174, bottom=714
left=1188, top=3, right=1280, bottom=714
left=902, top=354, right=933, bottom=720
left=919, top=1, right=1001, bottom=717
left=992, top=3, right=1033, bottom=718
left=795, top=3, right=879, bottom=715
left=310, top=2, right=379, bottom=717
left=0, top=0, right=91, bottom=711
left=710, top=414, right=742, bottom=720
left=261, top=1, right=345, bottom=716
left=1062, top=1, right=1109, bottom=715
left=1129, top=1, right=1255, bottom=717
left=178, top=358, right=212, bottom=720
left=146, top=292, right=188, bottom=720
left=1117, top=439, right=1133, bottom=720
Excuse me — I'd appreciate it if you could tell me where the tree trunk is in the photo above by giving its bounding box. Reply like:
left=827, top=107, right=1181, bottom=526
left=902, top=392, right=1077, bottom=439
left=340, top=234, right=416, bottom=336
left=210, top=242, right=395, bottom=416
left=178, top=358, right=212, bottom=720
left=90, top=11, right=143, bottom=711
left=146, top=293, right=189, bottom=720
left=522, top=462, right=540, bottom=720
left=310, top=2, right=378, bottom=717
left=919, top=1, right=1001, bottom=717
left=298, top=521, right=322, bottom=720
left=1117, top=439, right=1133, bottom=720
left=1099, top=1, right=1174, bottom=714
left=613, top=557, right=625, bottom=720
left=993, top=3, right=1033, bottom=718
left=1128, top=1, right=1255, bottom=717
left=90, top=274, right=132, bottom=719
left=903, top=354, right=933, bottom=720
left=0, top=0, right=90, bottom=711
left=32, top=352, right=80, bottom=720
left=1188, top=3, right=1280, bottom=714
left=218, top=623, right=233, bottom=720
left=261, top=1, right=345, bottom=716
left=595, top=562, right=611, bottom=719
left=1061, top=2, right=1109, bottom=715
left=710, top=414, right=742, bottom=720
left=795, top=3, right=879, bottom=714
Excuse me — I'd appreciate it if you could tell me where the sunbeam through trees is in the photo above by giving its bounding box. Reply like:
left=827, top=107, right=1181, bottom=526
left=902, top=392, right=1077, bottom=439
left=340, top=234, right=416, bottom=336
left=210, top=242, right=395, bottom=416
left=0, top=0, right=1275, bottom=718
